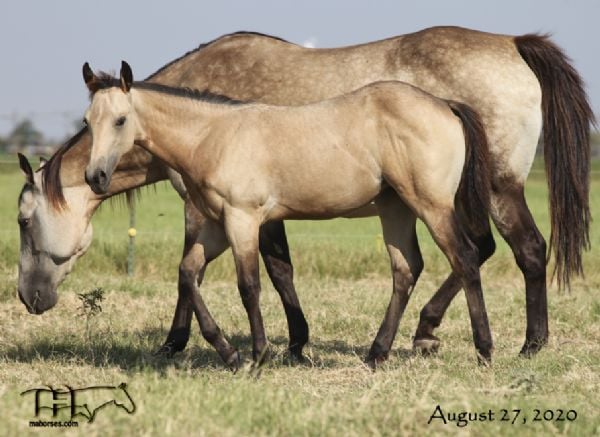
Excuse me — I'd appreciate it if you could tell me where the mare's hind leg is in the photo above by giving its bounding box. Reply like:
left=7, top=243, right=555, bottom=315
left=420, top=207, right=493, bottom=362
left=259, top=221, right=309, bottom=361
left=366, top=191, right=423, bottom=367
left=413, top=225, right=496, bottom=354
left=491, top=185, right=548, bottom=356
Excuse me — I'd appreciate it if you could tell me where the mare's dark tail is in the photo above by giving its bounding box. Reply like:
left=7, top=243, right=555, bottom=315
left=514, top=34, right=595, bottom=289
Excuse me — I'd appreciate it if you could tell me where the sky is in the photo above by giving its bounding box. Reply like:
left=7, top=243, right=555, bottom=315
left=1, top=0, right=598, bottom=141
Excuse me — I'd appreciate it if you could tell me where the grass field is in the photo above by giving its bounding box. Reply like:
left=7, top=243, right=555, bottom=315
left=0, top=158, right=599, bottom=436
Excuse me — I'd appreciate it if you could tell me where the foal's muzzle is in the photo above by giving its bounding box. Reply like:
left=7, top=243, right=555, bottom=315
left=85, top=168, right=110, bottom=195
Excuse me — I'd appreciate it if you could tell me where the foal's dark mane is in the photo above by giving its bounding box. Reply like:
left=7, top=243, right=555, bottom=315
left=87, top=73, right=247, bottom=106
left=41, top=31, right=282, bottom=209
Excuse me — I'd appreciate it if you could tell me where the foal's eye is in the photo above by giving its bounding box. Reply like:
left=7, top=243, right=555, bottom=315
left=115, top=116, right=127, bottom=127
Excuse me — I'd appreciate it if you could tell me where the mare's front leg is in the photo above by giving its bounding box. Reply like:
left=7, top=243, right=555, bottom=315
left=158, top=198, right=205, bottom=356
left=259, top=221, right=309, bottom=360
left=161, top=201, right=240, bottom=368
left=366, top=191, right=423, bottom=368
left=225, top=208, right=268, bottom=363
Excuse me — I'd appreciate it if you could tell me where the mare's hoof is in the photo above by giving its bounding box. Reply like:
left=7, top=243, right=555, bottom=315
left=519, top=338, right=547, bottom=357
left=365, top=353, right=388, bottom=371
left=154, top=342, right=184, bottom=358
left=477, top=350, right=493, bottom=367
left=413, top=335, right=441, bottom=356
left=288, top=344, right=306, bottom=363
left=253, top=345, right=272, bottom=368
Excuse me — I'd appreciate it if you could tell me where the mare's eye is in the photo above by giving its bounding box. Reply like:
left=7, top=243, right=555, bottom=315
left=115, top=116, right=126, bottom=127
left=18, top=217, right=30, bottom=228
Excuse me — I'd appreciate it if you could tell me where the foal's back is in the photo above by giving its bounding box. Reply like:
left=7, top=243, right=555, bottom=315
left=202, top=81, right=465, bottom=220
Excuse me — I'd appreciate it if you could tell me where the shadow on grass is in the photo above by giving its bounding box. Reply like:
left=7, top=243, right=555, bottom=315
left=1, top=326, right=419, bottom=373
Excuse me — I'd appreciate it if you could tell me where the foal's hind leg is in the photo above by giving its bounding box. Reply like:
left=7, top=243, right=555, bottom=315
left=259, top=220, right=309, bottom=361
left=421, top=208, right=493, bottom=363
left=413, top=225, right=496, bottom=354
left=490, top=185, right=548, bottom=356
left=366, top=192, right=423, bottom=367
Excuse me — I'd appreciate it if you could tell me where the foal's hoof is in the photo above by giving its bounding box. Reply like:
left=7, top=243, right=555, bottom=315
left=413, top=335, right=441, bottom=356
left=225, top=350, right=242, bottom=372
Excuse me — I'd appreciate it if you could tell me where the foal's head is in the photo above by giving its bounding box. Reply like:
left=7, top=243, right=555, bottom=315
left=83, top=61, right=137, bottom=195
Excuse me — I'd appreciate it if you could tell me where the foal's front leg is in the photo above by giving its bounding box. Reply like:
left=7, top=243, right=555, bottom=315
left=225, top=208, right=268, bottom=363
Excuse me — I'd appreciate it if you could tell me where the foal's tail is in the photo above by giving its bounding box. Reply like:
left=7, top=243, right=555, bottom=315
left=515, top=34, right=595, bottom=289
left=447, top=101, right=492, bottom=237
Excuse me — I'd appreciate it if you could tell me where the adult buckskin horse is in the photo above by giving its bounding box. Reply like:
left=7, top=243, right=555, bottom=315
left=81, top=61, right=494, bottom=366
left=17, top=27, right=593, bottom=363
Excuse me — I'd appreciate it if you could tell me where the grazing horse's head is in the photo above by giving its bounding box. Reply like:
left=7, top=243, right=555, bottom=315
left=83, top=61, right=137, bottom=195
left=17, top=154, right=93, bottom=314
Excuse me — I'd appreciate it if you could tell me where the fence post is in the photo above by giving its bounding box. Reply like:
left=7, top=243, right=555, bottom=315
left=127, top=195, right=136, bottom=277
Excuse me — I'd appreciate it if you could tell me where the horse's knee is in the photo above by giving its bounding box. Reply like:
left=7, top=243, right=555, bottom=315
left=178, top=262, right=199, bottom=296
left=515, top=231, right=546, bottom=281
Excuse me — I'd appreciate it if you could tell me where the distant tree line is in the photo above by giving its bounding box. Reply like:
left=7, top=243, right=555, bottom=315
left=0, top=118, right=76, bottom=157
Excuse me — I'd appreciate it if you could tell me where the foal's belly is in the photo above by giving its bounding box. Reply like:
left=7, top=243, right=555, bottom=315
left=266, top=178, right=382, bottom=221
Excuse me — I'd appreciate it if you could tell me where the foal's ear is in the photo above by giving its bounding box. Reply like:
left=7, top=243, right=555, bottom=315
left=120, top=61, right=133, bottom=93
left=39, top=156, right=48, bottom=169
left=83, top=62, right=97, bottom=90
left=18, top=153, right=34, bottom=185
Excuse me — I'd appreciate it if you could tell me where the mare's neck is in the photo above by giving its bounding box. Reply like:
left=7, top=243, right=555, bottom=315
left=58, top=130, right=169, bottom=208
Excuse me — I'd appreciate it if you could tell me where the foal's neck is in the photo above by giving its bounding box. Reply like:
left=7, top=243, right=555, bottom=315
left=132, top=88, right=230, bottom=175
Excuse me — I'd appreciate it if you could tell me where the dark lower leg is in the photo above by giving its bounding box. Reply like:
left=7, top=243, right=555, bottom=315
left=158, top=285, right=194, bottom=356
left=366, top=271, right=413, bottom=365
left=414, top=231, right=495, bottom=350
left=188, top=269, right=240, bottom=368
left=493, top=189, right=548, bottom=356
left=259, top=221, right=308, bottom=359
left=159, top=200, right=205, bottom=356
left=454, top=233, right=493, bottom=362
left=427, top=213, right=493, bottom=363
left=239, top=281, right=268, bottom=363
